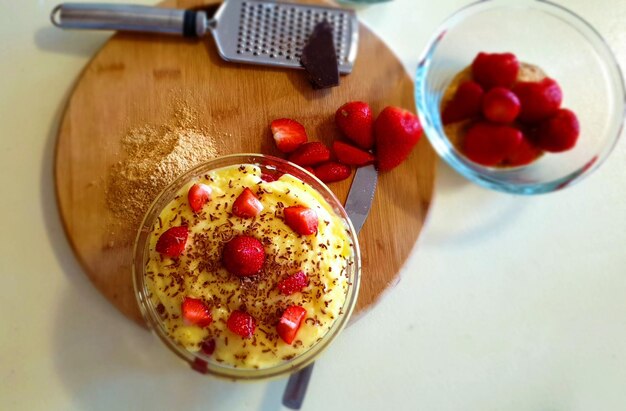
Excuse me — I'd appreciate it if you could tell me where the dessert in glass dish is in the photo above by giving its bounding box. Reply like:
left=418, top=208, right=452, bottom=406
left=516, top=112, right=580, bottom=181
left=133, top=154, right=360, bottom=380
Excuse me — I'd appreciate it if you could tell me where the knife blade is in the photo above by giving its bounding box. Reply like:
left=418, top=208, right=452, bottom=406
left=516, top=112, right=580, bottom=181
left=282, top=164, right=378, bottom=410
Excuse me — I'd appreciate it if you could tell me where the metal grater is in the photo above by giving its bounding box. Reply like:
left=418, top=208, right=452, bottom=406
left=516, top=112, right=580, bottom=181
left=51, top=0, right=359, bottom=74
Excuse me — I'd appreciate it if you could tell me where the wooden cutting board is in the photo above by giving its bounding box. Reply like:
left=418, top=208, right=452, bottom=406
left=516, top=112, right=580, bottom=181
left=55, top=0, right=436, bottom=326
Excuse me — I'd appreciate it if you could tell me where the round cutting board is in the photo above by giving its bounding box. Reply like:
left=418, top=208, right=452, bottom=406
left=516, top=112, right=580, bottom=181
left=55, top=0, right=436, bottom=325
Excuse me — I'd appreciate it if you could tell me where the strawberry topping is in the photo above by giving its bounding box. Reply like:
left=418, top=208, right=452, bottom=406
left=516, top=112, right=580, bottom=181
left=188, top=183, right=212, bottom=213
left=232, top=187, right=264, bottom=218
left=513, top=78, right=563, bottom=123
left=227, top=310, right=256, bottom=338
left=288, top=142, right=331, bottom=167
left=471, top=52, right=520, bottom=89
left=277, top=271, right=308, bottom=295
left=504, top=133, right=542, bottom=167
left=374, top=106, right=423, bottom=171
left=442, top=80, right=484, bottom=124
left=314, top=161, right=352, bottom=183
left=332, top=141, right=375, bottom=166
left=277, top=305, right=308, bottom=345
left=462, top=122, right=523, bottom=166
left=181, top=297, right=213, bottom=328
left=335, top=101, right=374, bottom=149
left=283, top=206, right=318, bottom=236
left=270, top=118, right=308, bottom=153
left=201, top=338, right=216, bottom=356
left=481, top=87, right=521, bottom=123
left=535, top=108, right=580, bottom=152
left=155, top=226, right=188, bottom=258
left=222, top=235, right=266, bottom=276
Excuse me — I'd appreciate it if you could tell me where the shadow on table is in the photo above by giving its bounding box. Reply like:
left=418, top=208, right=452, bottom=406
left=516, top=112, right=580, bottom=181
left=418, top=161, right=531, bottom=246
left=34, top=26, right=111, bottom=56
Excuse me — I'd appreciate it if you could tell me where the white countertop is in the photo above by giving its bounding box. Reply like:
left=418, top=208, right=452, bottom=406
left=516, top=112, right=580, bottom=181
left=2, top=0, right=626, bottom=410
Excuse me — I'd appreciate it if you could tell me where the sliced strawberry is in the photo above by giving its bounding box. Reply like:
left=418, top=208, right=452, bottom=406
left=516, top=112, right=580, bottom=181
left=481, top=87, right=521, bottom=123
left=155, top=226, right=188, bottom=258
left=462, top=122, right=523, bottom=166
left=270, top=118, right=308, bottom=153
left=535, top=108, right=580, bottom=152
left=277, top=305, right=307, bottom=345
left=442, top=80, right=484, bottom=124
left=283, top=206, right=318, bottom=236
left=335, top=101, right=374, bottom=149
left=471, top=52, right=520, bottom=89
left=374, top=106, right=423, bottom=171
left=201, top=338, right=216, bottom=356
left=314, top=161, right=351, bottom=183
left=332, top=141, right=375, bottom=166
left=232, top=187, right=263, bottom=218
left=504, top=134, right=543, bottom=166
left=277, top=271, right=308, bottom=295
left=260, top=173, right=277, bottom=182
left=513, top=78, right=563, bottom=123
left=191, top=358, right=208, bottom=374
left=222, top=235, right=266, bottom=276
left=187, top=183, right=212, bottom=213
left=288, top=142, right=331, bottom=167
left=181, top=297, right=213, bottom=328
left=227, top=310, right=256, bottom=338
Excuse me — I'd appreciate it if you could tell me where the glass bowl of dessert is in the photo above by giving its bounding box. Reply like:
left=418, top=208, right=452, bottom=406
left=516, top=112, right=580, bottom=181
left=132, top=154, right=361, bottom=380
left=415, top=0, right=625, bottom=194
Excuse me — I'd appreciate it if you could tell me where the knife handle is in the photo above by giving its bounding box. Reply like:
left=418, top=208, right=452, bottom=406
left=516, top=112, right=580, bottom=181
left=50, top=3, right=207, bottom=37
left=282, top=363, right=315, bottom=410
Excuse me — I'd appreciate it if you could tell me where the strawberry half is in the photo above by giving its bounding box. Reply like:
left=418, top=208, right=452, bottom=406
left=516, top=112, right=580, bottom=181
left=222, top=235, right=266, bottom=276
left=270, top=118, right=308, bottom=153
left=513, top=78, right=563, bottom=123
left=277, top=271, right=308, bottom=295
left=314, top=161, right=351, bottom=183
left=332, top=141, right=375, bottom=166
left=181, top=297, right=213, bottom=328
left=201, top=338, right=216, bottom=356
left=462, top=122, right=523, bottom=166
left=442, top=80, right=484, bottom=124
left=232, top=187, right=263, bottom=218
left=535, top=108, right=580, bottom=153
left=374, top=106, right=423, bottom=171
left=481, top=87, right=521, bottom=123
left=471, top=52, right=520, bottom=89
left=288, top=142, right=331, bottom=167
left=283, top=206, right=318, bottom=236
left=188, top=183, right=212, bottom=213
left=335, top=101, right=374, bottom=149
left=155, top=226, right=188, bottom=258
left=227, top=310, right=256, bottom=338
left=277, top=305, right=307, bottom=345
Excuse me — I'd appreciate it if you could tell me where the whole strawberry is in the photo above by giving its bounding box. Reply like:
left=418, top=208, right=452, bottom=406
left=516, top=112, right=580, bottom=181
left=335, top=101, right=374, bottom=149
left=513, top=78, right=563, bottom=123
left=222, top=235, right=266, bottom=276
left=471, top=52, right=520, bottom=89
left=535, top=108, right=580, bottom=152
left=374, top=107, right=423, bottom=171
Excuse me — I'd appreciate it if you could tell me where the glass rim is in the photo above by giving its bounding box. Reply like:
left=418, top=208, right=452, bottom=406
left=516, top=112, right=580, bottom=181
left=415, top=0, right=626, bottom=194
left=132, top=153, right=361, bottom=380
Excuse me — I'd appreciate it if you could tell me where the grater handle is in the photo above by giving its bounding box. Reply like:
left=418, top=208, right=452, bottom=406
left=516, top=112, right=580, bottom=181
left=50, top=3, right=207, bottom=37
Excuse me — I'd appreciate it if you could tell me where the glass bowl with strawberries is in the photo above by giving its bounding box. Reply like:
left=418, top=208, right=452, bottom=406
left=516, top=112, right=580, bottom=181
left=132, top=154, right=361, bottom=380
left=415, top=0, right=625, bottom=194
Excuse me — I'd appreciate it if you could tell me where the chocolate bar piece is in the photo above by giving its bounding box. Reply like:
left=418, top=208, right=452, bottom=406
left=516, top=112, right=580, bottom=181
left=300, top=21, right=339, bottom=89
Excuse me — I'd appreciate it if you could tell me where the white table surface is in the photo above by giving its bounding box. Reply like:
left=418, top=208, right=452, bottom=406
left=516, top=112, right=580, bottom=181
left=2, top=0, right=626, bottom=410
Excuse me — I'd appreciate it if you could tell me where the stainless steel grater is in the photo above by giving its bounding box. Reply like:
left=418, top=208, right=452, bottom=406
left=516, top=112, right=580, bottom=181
left=51, top=0, right=359, bottom=74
